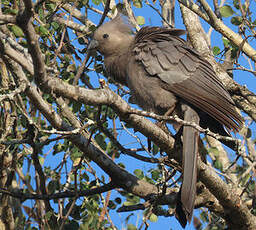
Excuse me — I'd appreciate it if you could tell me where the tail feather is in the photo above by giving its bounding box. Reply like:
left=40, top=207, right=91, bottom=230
left=176, top=105, right=199, bottom=227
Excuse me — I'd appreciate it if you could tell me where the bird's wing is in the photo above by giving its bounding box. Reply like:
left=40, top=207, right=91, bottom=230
left=131, top=27, right=242, bottom=131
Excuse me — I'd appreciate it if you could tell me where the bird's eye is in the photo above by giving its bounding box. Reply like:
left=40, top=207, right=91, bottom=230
left=103, top=34, right=109, bottom=39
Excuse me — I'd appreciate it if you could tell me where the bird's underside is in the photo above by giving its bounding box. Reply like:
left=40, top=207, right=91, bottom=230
left=89, top=15, right=243, bottom=228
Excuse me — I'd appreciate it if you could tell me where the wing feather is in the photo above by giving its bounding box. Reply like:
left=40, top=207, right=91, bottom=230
left=131, top=27, right=243, bottom=131
left=157, top=52, right=171, bottom=70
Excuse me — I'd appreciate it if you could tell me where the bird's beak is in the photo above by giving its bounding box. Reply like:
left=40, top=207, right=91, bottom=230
left=84, top=39, right=99, bottom=65
left=87, top=39, right=99, bottom=51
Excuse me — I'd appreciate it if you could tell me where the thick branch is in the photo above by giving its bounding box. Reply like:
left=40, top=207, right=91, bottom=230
left=178, top=0, right=256, bottom=62
left=180, top=4, right=256, bottom=122
left=199, top=159, right=256, bottom=229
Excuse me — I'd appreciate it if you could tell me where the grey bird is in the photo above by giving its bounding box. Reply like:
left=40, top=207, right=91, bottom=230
left=88, top=14, right=243, bottom=228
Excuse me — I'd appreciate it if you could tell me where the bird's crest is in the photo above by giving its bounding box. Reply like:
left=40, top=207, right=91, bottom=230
left=107, top=13, right=134, bottom=34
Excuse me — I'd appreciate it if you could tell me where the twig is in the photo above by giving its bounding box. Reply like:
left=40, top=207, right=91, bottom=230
left=98, top=0, right=111, bottom=27
left=128, top=108, right=241, bottom=148
left=121, top=121, right=152, bottom=156
left=146, top=1, right=172, bottom=27
left=59, top=198, right=76, bottom=230
left=98, top=122, right=161, bottom=163
left=123, top=0, right=140, bottom=31
left=0, top=182, right=116, bottom=200
left=88, top=6, right=113, bottom=19
left=0, top=80, right=27, bottom=102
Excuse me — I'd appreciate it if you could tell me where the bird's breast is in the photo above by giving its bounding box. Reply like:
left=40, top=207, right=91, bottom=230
left=104, top=55, right=129, bottom=86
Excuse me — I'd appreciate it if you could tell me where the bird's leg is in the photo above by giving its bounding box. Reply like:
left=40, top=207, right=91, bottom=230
left=165, top=106, right=176, bottom=116
left=156, top=105, right=176, bottom=134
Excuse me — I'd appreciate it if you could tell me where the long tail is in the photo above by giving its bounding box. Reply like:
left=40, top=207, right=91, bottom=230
left=176, top=104, right=199, bottom=228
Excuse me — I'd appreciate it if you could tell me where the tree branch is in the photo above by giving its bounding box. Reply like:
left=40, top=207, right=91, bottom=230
left=179, top=3, right=256, bottom=122
left=178, top=0, right=256, bottom=62
left=0, top=182, right=116, bottom=200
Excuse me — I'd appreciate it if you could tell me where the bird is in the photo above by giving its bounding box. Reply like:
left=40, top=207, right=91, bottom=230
left=87, top=14, right=243, bottom=228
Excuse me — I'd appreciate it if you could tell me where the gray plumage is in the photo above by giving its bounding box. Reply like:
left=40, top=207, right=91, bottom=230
left=88, top=14, right=243, bottom=228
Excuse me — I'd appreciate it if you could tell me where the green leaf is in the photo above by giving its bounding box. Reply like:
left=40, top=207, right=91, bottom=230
left=39, top=26, right=48, bottom=36
left=145, top=176, right=154, bottom=184
left=81, top=172, right=89, bottom=181
left=11, top=25, right=24, bottom=37
left=53, top=143, right=64, bottom=155
left=125, top=194, right=140, bottom=205
left=89, top=25, right=97, bottom=32
left=213, top=46, right=221, bottom=55
left=72, top=101, right=82, bottom=113
left=46, top=3, right=55, bottom=12
left=136, top=16, right=145, bottom=25
left=151, top=169, right=160, bottom=181
left=222, top=37, right=230, bottom=47
left=127, top=224, right=137, bottom=230
left=241, top=173, right=250, bottom=186
left=47, top=180, right=59, bottom=194
left=213, top=159, right=223, bottom=170
left=38, top=8, right=44, bottom=21
left=106, top=141, right=113, bottom=154
left=3, top=8, right=18, bottom=15
left=70, top=148, right=82, bottom=161
left=134, top=169, right=144, bottom=179
left=38, top=156, right=44, bottom=165
left=220, top=5, right=234, bottom=17
left=95, top=134, right=107, bottom=150
left=67, top=64, right=76, bottom=73
left=25, top=175, right=31, bottom=183
left=208, top=147, right=219, bottom=157
left=152, top=144, right=159, bottom=155
left=118, top=162, right=125, bottom=168
left=123, top=201, right=134, bottom=206
left=133, top=0, right=142, bottom=8
left=200, top=210, right=209, bottom=222
left=233, top=0, right=240, bottom=9
left=64, top=220, right=79, bottom=230
left=92, top=0, right=101, bottom=5
left=230, top=45, right=239, bottom=58
left=51, top=21, right=59, bottom=30
left=231, top=16, right=243, bottom=25
left=149, top=213, right=158, bottom=222
left=44, top=211, right=53, bottom=221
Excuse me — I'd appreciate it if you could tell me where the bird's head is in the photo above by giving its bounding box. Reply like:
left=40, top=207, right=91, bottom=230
left=88, top=14, right=134, bottom=57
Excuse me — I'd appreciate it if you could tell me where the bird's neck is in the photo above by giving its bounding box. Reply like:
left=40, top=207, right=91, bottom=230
left=103, top=35, right=134, bottom=85
left=104, top=50, right=130, bottom=86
